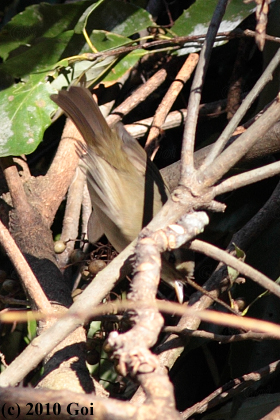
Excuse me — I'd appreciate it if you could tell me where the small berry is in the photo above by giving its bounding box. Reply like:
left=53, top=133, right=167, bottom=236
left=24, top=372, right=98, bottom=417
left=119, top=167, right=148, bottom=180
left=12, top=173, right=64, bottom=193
left=54, top=240, right=66, bottom=254
left=88, top=260, right=106, bottom=275
left=2, top=279, right=18, bottom=293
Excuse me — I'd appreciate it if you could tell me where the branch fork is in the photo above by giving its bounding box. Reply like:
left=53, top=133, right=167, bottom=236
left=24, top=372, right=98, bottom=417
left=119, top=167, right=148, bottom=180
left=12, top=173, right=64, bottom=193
left=105, top=212, right=209, bottom=378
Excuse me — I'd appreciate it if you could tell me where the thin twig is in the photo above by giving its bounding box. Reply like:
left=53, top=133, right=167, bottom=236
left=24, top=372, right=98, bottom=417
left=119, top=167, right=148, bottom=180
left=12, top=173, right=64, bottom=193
left=244, top=28, right=280, bottom=44
left=56, top=167, right=86, bottom=269
left=0, top=220, right=51, bottom=312
left=202, top=46, right=280, bottom=167
left=0, top=241, right=135, bottom=387
left=140, top=180, right=280, bottom=405
left=81, top=182, right=93, bottom=239
left=180, top=0, right=229, bottom=184
left=2, top=290, right=280, bottom=388
left=0, top=296, right=29, bottom=306
left=80, top=30, right=280, bottom=66
left=231, top=180, right=280, bottom=252
left=198, top=96, right=280, bottom=188
left=106, top=68, right=168, bottom=126
left=190, top=239, right=280, bottom=299
left=182, top=359, right=280, bottom=419
left=163, top=327, right=278, bottom=342
left=0, top=157, right=31, bottom=213
left=126, top=97, right=229, bottom=138
left=213, top=160, right=280, bottom=196
left=145, top=53, right=199, bottom=159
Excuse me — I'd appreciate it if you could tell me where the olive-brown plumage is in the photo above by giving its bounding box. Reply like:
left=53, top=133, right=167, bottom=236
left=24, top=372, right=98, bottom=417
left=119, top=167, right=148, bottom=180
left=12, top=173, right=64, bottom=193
left=51, top=86, right=186, bottom=300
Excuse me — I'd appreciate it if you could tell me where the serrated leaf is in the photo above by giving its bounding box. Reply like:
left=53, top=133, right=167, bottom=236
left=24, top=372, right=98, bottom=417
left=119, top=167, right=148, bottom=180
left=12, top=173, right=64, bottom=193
left=0, top=73, right=57, bottom=157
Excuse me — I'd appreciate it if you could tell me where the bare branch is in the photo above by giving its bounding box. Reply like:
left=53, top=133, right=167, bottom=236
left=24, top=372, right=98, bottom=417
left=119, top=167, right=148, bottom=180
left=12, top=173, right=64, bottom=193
left=202, top=47, right=280, bottom=167
left=0, top=241, right=134, bottom=387
left=260, top=406, right=280, bottom=420
left=145, top=53, right=199, bottom=159
left=190, top=239, right=280, bottom=299
left=0, top=219, right=51, bottom=313
left=56, top=167, right=86, bottom=269
left=197, top=96, right=280, bottom=188
left=163, top=327, right=278, bottom=342
left=213, top=160, right=280, bottom=195
left=125, top=98, right=231, bottom=138
left=0, top=157, right=31, bottom=214
left=106, top=68, right=168, bottom=126
left=180, top=0, right=229, bottom=183
left=182, top=359, right=280, bottom=419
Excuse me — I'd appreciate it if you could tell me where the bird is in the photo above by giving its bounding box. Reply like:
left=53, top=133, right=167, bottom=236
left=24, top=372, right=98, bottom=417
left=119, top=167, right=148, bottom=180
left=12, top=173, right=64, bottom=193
left=51, top=86, right=189, bottom=301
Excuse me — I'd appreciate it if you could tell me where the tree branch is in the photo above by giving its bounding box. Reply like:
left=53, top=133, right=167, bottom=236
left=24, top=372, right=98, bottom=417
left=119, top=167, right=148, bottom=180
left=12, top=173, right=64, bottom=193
left=213, top=160, right=280, bottom=195
left=180, top=0, right=229, bottom=183
left=0, top=220, right=51, bottom=312
left=197, top=96, right=280, bottom=188
left=202, top=46, right=280, bottom=167
left=190, top=239, right=280, bottom=299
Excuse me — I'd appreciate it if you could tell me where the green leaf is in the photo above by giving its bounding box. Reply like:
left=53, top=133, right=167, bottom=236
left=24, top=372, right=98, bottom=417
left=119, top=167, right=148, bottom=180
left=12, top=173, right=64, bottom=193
left=227, top=243, right=246, bottom=284
left=242, top=275, right=280, bottom=316
left=0, top=27, right=147, bottom=157
left=0, top=1, right=153, bottom=157
left=171, top=0, right=256, bottom=54
left=0, top=73, right=57, bottom=157
left=66, top=30, right=146, bottom=85
left=74, top=0, right=154, bottom=37
left=233, top=242, right=246, bottom=260
left=87, top=320, right=102, bottom=339
left=0, top=1, right=92, bottom=61
left=0, top=31, right=75, bottom=80
left=103, top=49, right=146, bottom=83
left=86, top=30, right=135, bottom=52
left=49, top=30, right=146, bottom=88
left=24, top=312, right=37, bottom=344
left=74, top=0, right=106, bottom=36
